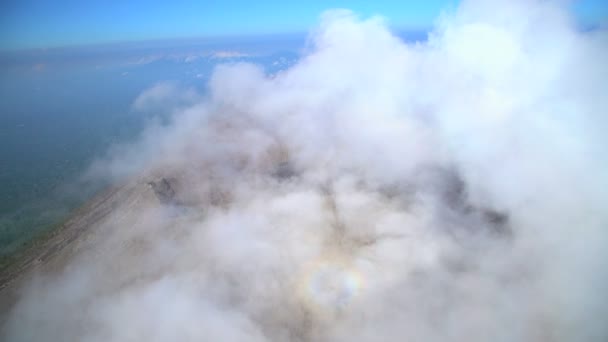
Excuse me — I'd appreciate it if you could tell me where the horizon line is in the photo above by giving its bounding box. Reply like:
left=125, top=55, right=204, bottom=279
left=0, top=26, right=432, bottom=54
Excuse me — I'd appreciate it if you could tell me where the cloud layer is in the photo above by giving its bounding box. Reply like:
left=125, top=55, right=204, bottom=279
left=4, top=1, right=608, bottom=341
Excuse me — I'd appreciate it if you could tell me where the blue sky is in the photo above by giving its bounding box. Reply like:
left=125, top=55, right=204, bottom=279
left=0, top=0, right=606, bottom=50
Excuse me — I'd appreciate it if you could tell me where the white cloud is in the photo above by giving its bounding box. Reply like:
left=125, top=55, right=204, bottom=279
left=211, top=50, right=251, bottom=59
left=132, top=81, right=199, bottom=112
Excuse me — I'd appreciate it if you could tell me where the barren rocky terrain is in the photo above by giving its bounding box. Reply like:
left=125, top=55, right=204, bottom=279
left=0, top=178, right=159, bottom=324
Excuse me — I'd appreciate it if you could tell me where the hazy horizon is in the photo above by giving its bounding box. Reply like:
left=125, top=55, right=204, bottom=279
left=1, top=0, right=606, bottom=51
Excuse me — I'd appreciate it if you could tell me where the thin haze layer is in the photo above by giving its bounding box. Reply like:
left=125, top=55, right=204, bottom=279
left=4, top=0, right=608, bottom=341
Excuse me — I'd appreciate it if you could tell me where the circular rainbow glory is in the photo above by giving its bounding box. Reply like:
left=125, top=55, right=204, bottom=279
left=297, top=255, right=365, bottom=317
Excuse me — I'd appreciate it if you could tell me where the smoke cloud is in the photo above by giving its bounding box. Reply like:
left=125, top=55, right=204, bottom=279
left=4, top=1, right=608, bottom=341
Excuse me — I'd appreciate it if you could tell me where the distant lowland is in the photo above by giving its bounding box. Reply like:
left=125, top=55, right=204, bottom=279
left=0, top=31, right=429, bottom=269
left=0, top=33, right=308, bottom=266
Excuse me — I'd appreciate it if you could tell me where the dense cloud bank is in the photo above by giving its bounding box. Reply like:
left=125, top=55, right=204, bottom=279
left=4, top=0, right=608, bottom=341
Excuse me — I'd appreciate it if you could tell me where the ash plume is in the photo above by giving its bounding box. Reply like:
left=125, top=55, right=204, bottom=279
left=3, top=1, right=608, bottom=341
